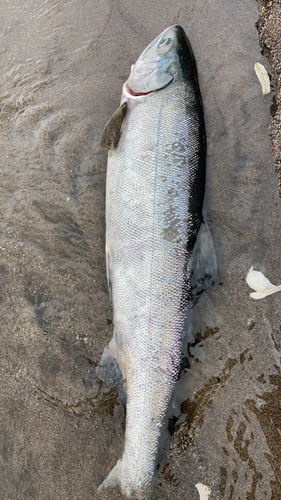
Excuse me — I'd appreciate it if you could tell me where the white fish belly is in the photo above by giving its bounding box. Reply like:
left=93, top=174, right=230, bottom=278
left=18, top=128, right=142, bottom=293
left=105, top=82, right=200, bottom=496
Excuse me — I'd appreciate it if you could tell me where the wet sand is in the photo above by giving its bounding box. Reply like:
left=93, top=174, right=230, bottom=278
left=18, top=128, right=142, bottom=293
left=0, top=1, right=280, bottom=499
left=256, top=0, right=281, bottom=195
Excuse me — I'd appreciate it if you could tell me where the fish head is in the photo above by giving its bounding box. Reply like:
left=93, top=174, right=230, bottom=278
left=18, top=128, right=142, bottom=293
left=126, top=25, right=196, bottom=95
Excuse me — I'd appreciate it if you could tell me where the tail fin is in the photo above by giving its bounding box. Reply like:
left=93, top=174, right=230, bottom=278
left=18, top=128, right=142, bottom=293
left=97, top=459, right=122, bottom=493
left=246, top=266, right=281, bottom=299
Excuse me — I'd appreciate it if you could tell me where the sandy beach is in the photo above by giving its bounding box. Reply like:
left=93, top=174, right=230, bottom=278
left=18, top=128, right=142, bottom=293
left=0, top=1, right=280, bottom=499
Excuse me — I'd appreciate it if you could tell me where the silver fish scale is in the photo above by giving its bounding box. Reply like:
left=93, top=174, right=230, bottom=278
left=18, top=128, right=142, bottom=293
left=106, top=80, right=202, bottom=496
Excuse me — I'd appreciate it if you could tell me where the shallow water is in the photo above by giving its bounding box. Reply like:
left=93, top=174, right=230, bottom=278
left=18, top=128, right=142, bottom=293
left=0, top=0, right=280, bottom=499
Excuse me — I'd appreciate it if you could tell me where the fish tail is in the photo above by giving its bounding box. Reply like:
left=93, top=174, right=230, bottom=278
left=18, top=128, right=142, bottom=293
left=97, top=459, right=122, bottom=493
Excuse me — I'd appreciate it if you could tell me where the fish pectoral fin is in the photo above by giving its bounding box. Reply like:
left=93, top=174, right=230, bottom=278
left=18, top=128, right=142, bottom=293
left=101, top=101, right=127, bottom=149
left=191, top=221, right=217, bottom=294
left=97, top=459, right=122, bottom=493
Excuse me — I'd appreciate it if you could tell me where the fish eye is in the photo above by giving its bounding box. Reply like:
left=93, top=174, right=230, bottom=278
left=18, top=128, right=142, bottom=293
left=158, top=37, right=171, bottom=48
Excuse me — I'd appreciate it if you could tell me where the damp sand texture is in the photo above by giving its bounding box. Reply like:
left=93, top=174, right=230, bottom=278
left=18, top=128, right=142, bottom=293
left=0, top=1, right=281, bottom=500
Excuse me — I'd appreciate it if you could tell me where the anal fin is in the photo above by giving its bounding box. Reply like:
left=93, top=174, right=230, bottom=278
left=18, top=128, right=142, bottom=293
left=96, top=338, right=126, bottom=404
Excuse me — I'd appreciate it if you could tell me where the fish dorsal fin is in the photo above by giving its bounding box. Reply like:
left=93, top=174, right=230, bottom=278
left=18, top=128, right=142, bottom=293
left=101, top=102, right=127, bottom=149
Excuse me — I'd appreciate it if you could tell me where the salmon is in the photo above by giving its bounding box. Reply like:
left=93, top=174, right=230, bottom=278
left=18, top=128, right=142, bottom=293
left=98, top=25, right=207, bottom=498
